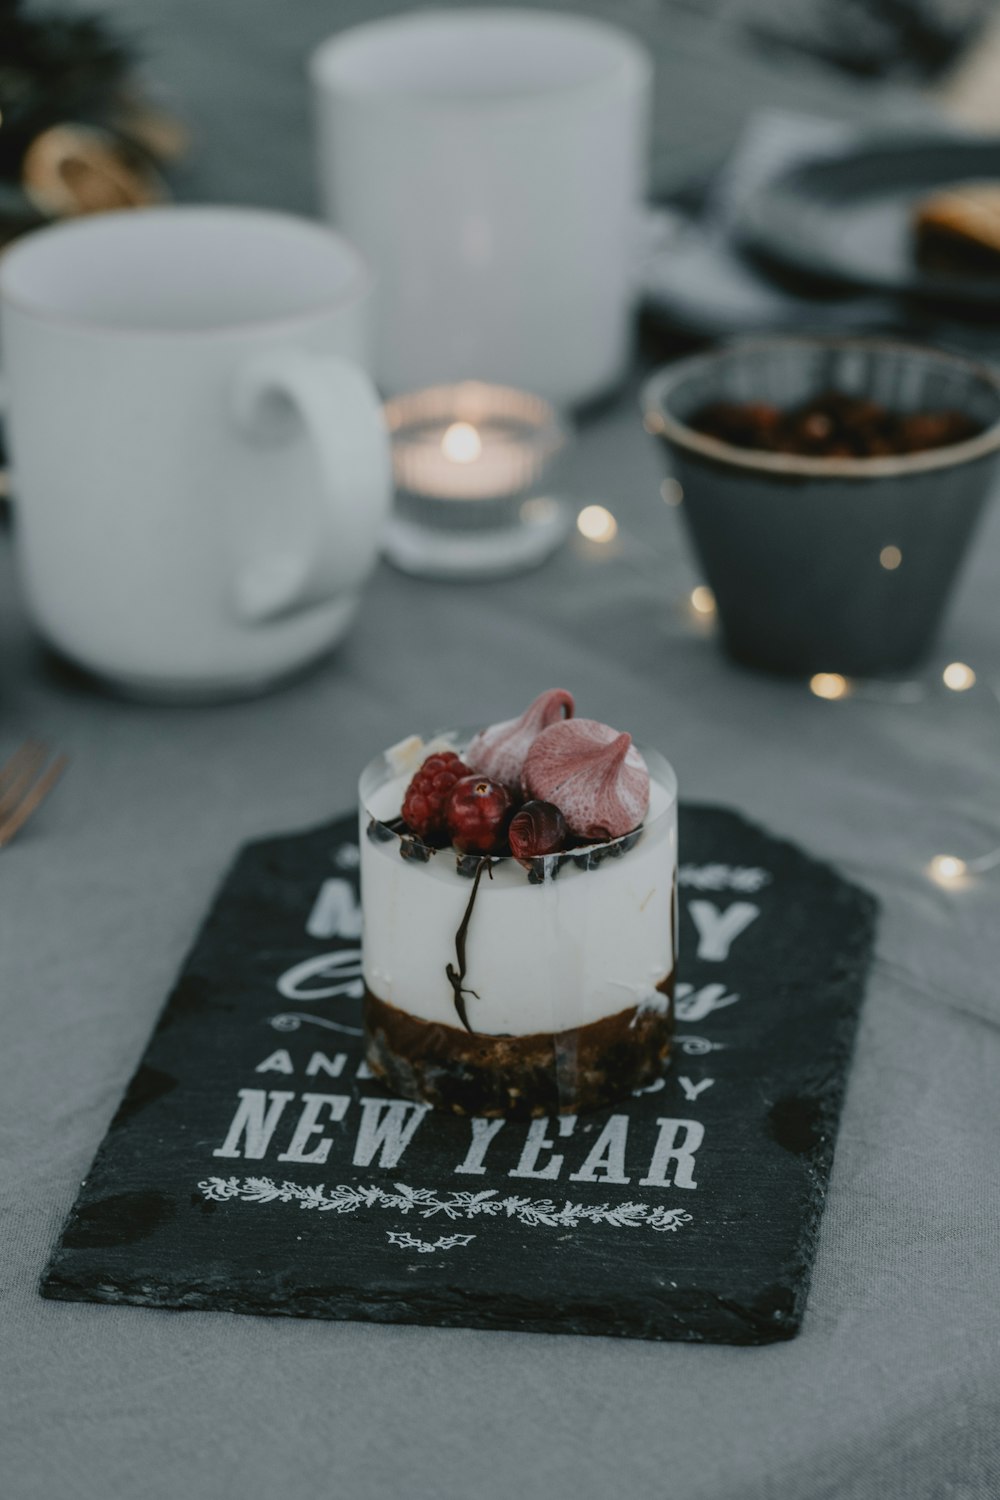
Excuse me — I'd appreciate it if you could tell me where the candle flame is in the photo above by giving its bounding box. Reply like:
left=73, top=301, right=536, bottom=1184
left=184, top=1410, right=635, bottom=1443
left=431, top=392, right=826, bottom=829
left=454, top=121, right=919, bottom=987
left=441, top=422, right=482, bottom=464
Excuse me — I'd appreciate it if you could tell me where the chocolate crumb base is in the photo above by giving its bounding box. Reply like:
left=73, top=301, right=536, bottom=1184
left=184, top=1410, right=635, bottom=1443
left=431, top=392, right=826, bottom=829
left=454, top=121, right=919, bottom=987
left=363, top=979, right=674, bottom=1119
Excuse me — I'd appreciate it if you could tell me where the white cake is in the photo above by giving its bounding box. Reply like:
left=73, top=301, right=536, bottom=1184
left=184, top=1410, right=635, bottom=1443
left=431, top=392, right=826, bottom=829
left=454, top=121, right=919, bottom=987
left=357, top=704, right=678, bottom=1117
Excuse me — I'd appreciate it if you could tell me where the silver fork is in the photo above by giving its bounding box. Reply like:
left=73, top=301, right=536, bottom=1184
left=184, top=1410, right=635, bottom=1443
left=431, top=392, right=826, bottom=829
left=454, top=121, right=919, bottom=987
left=0, top=741, right=69, bottom=849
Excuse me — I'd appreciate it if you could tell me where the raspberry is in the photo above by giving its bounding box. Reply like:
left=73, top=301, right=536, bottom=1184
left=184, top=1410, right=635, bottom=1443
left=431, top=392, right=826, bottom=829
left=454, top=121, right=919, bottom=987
left=445, top=776, right=513, bottom=855
left=401, top=751, right=471, bottom=844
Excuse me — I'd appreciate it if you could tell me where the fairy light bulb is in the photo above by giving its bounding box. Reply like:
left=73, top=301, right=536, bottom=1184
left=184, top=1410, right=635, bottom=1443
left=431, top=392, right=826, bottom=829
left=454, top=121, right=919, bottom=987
left=943, top=662, right=976, bottom=691
left=576, top=505, right=618, bottom=543
left=809, top=673, right=851, bottom=701
left=929, top=854, right=968, bottom=886
left=690, top=585, right=716, bottom=616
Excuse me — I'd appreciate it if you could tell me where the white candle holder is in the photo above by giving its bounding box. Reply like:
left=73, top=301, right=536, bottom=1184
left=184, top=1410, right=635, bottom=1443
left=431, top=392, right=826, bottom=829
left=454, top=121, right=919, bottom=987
left=382, top=382, right=571, bottom=579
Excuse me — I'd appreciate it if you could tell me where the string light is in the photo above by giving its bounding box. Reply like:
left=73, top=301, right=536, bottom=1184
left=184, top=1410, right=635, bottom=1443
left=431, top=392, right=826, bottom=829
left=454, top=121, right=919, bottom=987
left=879, top=545, right=902, bottom=571
left=930, top=846, right=1000, bottom=884
left=806, top=674, right=923, bottom=704
left=809, top=673, right=851, bottom=700
left=801, top=667, right=995, bottom=883
left=689, top=585, right=716, bottom=617
left=660, top=478, right=683, bottom=507
left=576, top=504, right=618, bottom=544
left=943, top=662, right=976, bottom=691
left=929, top=854, right=967, bottom=886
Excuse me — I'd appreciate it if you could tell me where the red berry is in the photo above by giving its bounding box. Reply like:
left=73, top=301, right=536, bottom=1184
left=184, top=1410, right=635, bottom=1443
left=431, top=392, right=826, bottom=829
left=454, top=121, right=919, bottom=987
left=508, top=801, right=567, bottom=861
left=401, top=751, right=472, bottom=844
left=445, top=776, right=513, bottom=855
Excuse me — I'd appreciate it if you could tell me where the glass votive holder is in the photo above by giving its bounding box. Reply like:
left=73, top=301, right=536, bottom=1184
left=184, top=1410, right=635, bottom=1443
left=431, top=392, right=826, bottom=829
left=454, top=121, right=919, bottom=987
left=382, top=381, right=571, bottom=579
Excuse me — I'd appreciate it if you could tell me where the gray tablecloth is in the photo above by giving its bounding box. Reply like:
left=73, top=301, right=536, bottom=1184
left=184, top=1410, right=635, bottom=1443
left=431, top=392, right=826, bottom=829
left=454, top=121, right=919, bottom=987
left=4, top=4, right=1000, bottom=1498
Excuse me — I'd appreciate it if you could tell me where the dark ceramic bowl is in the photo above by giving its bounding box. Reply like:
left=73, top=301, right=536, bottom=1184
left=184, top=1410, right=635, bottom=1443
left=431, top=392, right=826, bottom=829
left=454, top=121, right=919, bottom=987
left=642, top=337, right=1000, bottom=676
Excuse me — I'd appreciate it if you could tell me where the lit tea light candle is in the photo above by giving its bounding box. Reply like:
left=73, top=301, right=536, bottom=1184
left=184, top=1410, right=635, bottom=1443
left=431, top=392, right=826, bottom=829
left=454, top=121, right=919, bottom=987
left=382, top=381, right=570, bottom=578
left=384, top=381, right=565, bottom=502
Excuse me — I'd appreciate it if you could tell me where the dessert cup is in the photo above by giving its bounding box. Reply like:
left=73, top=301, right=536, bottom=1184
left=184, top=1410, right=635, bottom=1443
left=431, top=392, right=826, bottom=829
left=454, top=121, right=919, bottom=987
left=359, top=730, right=677, bottom=1117
left=643, top=337, right=1000, bottom=676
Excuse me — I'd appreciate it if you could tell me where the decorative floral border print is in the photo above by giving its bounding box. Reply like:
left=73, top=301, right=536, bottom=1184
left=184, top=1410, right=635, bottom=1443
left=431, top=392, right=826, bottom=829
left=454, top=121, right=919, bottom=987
left=199, top=1177, right=694, bottom=1249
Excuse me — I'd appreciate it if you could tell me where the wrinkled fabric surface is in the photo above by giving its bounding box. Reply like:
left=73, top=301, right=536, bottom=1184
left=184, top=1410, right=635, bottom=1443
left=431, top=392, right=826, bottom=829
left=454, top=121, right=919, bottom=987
left=4, top=3, right=1000, bottom=1498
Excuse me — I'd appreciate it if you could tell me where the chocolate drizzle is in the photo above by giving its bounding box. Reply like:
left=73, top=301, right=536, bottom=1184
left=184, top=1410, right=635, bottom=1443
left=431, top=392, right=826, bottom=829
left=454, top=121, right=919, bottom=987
left=366, top=815, right=440, bottom=863
left=366, top=816, right=399, bottom=844
left=445, top=857, right=492, bottom=1032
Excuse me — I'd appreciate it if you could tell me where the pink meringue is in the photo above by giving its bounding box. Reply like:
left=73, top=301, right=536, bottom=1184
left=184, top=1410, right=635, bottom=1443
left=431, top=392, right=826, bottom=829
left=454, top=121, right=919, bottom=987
left=466, top=688, right=574, bottom=790
left=523, top=718, right=649, bottom=841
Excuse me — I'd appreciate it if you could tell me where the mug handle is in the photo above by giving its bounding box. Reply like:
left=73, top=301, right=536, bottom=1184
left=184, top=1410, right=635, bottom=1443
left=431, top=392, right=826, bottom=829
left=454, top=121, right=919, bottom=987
left=230, top=350, right=390, bottom=623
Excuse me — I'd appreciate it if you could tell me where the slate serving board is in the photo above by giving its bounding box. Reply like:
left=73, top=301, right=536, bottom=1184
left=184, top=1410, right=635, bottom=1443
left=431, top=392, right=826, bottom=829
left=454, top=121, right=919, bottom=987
left=41, top=804, right=877, bottom=1345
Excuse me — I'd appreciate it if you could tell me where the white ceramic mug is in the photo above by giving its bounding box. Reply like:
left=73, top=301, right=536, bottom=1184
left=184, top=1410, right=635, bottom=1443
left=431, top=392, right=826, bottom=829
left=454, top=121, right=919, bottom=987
left=311, top=9, right=652, bottom=407
left=0, top=205, right=391, bottom=700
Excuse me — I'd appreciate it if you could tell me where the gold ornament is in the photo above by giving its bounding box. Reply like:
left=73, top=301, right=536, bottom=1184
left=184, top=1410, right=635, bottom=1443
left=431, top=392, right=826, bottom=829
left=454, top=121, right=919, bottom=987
left=21, top=124, right=166, bottom=219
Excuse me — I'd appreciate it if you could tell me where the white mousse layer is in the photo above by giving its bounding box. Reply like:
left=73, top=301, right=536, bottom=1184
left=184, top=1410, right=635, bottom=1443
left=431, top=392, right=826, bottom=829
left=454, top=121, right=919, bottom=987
left=359, top=744, right=677, bottom=1037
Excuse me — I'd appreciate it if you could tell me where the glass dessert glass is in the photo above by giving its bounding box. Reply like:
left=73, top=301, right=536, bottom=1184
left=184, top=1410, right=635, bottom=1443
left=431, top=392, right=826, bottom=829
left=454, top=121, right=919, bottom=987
left=358, top=728, right=678, bottom=1118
